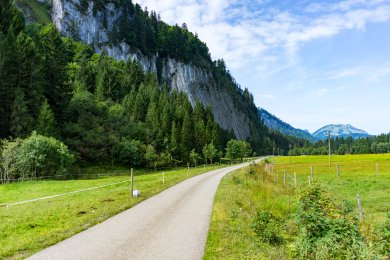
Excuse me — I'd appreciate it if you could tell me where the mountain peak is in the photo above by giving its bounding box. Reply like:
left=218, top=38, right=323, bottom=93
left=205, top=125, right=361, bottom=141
left=313, top=124, right=370, bottom=140
left=258, top=108, right=317, bottom=142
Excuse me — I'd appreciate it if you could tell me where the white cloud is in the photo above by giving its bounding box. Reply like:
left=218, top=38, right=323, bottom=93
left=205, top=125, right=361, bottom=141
left=136, top=0, right=390, bottom=74
left=327, top=63, right=390, bottom=82
left=263, top=94, right=275, bottom=99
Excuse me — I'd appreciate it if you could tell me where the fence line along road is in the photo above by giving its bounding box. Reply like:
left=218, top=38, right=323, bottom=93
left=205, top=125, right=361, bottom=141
left=2, top=180, right=130, bottom=208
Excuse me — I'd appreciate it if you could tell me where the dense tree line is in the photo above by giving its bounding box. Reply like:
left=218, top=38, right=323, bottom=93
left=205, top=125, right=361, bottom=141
left=288, top=133, right=390, bottom=156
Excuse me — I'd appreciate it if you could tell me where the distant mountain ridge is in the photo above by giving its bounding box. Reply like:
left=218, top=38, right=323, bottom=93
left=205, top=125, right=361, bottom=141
left=258, top=108, right=370, bottom=142
left=258, top=108, right=317, bottom=142
left=313, top=124, right=370, bottom=140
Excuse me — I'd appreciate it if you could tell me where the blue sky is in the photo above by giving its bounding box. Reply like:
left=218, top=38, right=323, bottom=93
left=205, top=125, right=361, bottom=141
left=135, top=0, right=390, bottom=135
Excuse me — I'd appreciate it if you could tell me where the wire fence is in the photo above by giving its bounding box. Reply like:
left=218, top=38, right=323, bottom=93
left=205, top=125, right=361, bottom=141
left=0, top=180, right=131, bottom=208
left=2, top=173, right=131, bottom=182
left=0, top=162, right=254, bottom=208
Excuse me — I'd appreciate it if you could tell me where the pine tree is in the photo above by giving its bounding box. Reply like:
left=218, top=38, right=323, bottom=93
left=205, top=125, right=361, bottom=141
left=170, top=121, right=179, bottom=157
left=211, top=122, right=221, bottom=150
left=159, top=92, right=171, bottom=135
left=15, top=32, right=44, bottom=117
left=0, top=32, right=16, bottom=136
left=36, top=99, right=59, bottom=137
left=10, top=88, right=33, bottom=137
left=180, top=113, right=193, bottom=161
left=0, top=0, right=24, bottom=35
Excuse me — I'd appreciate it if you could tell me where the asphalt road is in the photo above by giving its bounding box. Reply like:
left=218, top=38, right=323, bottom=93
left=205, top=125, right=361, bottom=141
left=29, top=161, right=258, bottom=260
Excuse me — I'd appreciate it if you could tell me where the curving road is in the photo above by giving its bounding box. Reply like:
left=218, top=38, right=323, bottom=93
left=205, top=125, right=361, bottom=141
left=29, top=160, right=259, bottom=260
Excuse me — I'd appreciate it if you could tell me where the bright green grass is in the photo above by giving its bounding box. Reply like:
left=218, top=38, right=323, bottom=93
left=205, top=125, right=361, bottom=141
left=204, top=165, right=295, bottom=259
left=15, top=0, right=51, bottom=25
left=272, top=154, right=390, bottom=226
left=0, top=165, right=223, bottom=259
left=204, top=154, right=390, bottom=259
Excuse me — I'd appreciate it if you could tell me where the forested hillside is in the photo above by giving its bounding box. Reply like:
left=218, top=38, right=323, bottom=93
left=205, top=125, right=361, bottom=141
left=258, top=108, right=317, bottom=142
left=47, top=0, right=264, bottom=141
left=2, top=0, right=290, bottom=171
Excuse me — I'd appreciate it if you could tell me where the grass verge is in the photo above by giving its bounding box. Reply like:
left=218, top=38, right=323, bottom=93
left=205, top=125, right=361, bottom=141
left=204, top=164, right=295, bottom=259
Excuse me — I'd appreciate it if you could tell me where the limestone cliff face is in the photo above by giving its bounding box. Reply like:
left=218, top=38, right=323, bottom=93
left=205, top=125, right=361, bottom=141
left=51, top=0, right=250, bottom=139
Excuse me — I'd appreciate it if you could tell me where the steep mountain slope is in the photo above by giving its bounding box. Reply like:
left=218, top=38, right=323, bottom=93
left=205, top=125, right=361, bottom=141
left=258, top=108, right=317, bottom=142
left=46, top=0, right=257, bottom=140
left=313, top=124, right=370, bottom=140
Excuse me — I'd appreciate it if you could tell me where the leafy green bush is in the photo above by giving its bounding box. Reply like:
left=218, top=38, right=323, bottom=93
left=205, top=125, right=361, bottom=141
left=294, top=185, right=373, bottom=259
left=1, top=132, right=74, bottom=180
left=0, top=138, right=23, bottom=182
left=247, top=162, right=257, bottom=175
left=15, top=132, right=75, bottom=178
left=252, top=210, right=284, bottom=245
left=377, top=211, right=390, bottom=257
left=113, top=139, right=145, bottom=166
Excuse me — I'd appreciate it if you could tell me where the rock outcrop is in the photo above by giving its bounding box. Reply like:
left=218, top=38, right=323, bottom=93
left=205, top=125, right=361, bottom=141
left=51, top=0, right=250, bottom=139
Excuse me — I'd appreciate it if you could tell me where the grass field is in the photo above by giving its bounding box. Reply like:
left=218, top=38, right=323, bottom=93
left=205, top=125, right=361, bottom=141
left=0, top=164, right=223, bottom=259
left=272, top=154, right=390, bottom=226
left=204, top=154, right=390, bottom=259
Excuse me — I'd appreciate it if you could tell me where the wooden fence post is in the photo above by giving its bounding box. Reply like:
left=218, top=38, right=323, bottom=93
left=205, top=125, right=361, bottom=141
left=131, top=168, right=134, bottom=198
left=376, top=162, right=378, bottom=177
left=357, top=195, right=364, bottom=221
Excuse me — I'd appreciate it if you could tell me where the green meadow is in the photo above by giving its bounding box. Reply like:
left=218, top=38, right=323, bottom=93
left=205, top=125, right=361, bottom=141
left=0, top=165, right=223, bottom=259
left=205, top=154, right=390, bottom=259
left=272, top=154, right=390, bottom=226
